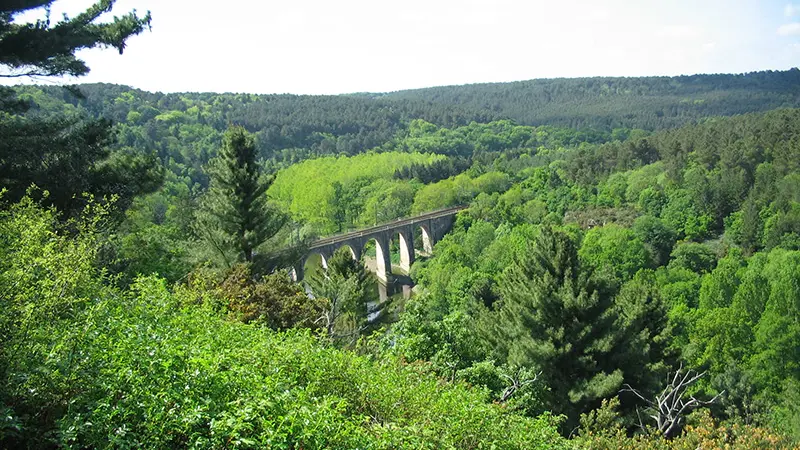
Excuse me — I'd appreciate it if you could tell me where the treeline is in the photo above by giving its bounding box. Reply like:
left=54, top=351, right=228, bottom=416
left=394, top=156, right=471, bottom=183
left=382, top=69, right=800, bottom=130
left=21, top=83, right=498, bottom=166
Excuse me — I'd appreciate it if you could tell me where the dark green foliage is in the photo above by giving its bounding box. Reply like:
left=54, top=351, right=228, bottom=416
left=613, top=271, right=674, bottom=403
left=668, top=242, right=717, bottom=274
left=633, top=215, right=678, bottom=267
left=0, top=1, right=158, bottom=217
left=480, top=228, right=649, bottom=426
left=109, top=180, right=194, bottom=284
left=194, top=126, right=287, bottom=268
left=393, top=156, right=472, bottom=183
left=385, top=69, right=800, bottom=131
left=0, top=112, right=162, bottom=214
left=0, top=1, right=151, bottom=78
left=216, top=264, right=321, bottom=330
left=711, top=363, right=764, bottom=425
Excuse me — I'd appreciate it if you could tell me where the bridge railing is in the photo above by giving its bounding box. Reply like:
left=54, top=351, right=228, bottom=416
left=309, top=205, right=466, bottom=249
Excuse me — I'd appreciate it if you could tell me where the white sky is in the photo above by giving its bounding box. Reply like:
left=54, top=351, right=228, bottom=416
left=6, top=0, right=800, bottom=94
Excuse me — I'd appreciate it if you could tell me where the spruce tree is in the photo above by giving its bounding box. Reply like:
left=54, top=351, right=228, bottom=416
left=194, top=126, right=286, bottom=269
left=480, top=227, right=626, bottom=426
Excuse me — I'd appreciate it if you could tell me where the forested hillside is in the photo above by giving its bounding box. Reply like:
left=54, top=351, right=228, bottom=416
left=4, top=3, right=800, bottom=447
left=22, top=83, right=499, bottom=165
left=6, top=80, right=800, bottom=448
left=390, top=107, right=800, bottom=443
left=381, top=69, right=800, bottom=130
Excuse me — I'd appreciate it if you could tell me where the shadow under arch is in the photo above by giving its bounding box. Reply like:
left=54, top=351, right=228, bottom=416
left=300, top=251, right=329, bottom=281
left=417, top=223, right=434, bottom=255
left=390, top=229, right=415, bottom=275
left=334, top=242, right=361, bottom=262
left=362, top=236, right=391, bottom=283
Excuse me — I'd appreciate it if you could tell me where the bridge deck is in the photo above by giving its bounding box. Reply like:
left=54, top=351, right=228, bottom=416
left=309, top=206, right=466, bottom=249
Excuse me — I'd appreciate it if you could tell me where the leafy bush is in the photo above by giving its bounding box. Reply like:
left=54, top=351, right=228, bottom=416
left=216, top=263, right=321, bottom=329
left=577, top=408, right=791, bottom=449
left=0, top=197, right=569, bottom=449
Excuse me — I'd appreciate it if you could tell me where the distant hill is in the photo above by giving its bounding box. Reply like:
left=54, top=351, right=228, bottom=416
left=24, top=83, right=500, bottom=159
left=378, top=69, right=800, bottom=130
left=14, top=69, right=800, bottom=176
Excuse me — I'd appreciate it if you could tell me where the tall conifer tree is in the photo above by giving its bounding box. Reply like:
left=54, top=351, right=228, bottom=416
left=480, top=227, right=625, bottom=425
left=195, top=126, right=286, bottom=268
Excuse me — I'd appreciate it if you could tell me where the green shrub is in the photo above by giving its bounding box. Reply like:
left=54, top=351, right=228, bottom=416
left=0, top=197, right=569, bottom=449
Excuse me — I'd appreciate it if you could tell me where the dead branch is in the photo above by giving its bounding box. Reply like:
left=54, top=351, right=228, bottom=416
left=500, top=368, right=541, bottom=403
left=621, top=364, right=724, bottom=438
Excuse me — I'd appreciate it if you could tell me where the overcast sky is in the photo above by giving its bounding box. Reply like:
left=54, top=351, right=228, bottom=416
left=8, top=0, right=800, bottom=94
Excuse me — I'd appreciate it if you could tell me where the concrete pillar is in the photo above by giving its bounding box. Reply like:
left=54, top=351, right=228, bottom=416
left=420, top=224, right=434, bottom=254
left=399, top=229, right=415, bottom=274
left=291, top=264, right=304, bottom=282
left=378, top=282, right=388, bottom=303
left=374, top=235, right=392, bottom=283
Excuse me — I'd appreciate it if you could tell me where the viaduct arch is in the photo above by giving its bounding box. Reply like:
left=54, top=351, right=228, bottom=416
left=293, top=206, right=465, bottom=283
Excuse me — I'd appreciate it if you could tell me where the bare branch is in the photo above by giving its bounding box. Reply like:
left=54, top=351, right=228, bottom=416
left=621, top=383, right=651, bottom=404
left=621, top=365, right=722, bottom=438
left=499, top=368, right=541, bottom=403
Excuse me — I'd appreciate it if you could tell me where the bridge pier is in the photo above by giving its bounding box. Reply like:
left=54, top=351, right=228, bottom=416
left=374, top=234, right=392, bottom=283
left=398, top=227, right=415, bottom=274
left=290, top=265, right=303, bottom=282
left=420, top=224, right=434, bottom=254
left=348, top=245, right=362, bottom=262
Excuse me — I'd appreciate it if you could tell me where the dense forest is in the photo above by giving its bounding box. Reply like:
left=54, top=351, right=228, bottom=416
left=382, top=69, right=800, bottom=130
left=3, top=1, right=800, bottom=448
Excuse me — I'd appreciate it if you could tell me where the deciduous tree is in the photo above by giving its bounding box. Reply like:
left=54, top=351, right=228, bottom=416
left=307, top=247, right=380, bottom=344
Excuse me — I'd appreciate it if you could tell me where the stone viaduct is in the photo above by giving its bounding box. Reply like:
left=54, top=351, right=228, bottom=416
left=292, top=206, right=465, bottom=283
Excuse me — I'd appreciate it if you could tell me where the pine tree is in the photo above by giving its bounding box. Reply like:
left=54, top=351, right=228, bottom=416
left=0, top=1, right=151, bottom=79
left=0, top=1, right=158, bottom=216
left=194, top=126, right=286, bottom=269
left=479, top=227, right=626, bottom=426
